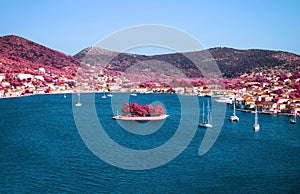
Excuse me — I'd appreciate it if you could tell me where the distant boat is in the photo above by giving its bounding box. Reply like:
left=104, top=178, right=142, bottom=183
left=130, top=93, right=137, bottom=96
left=253, top=106, right=260, bottom=132
left=75, top=93, right=82, bottom=107
left=215, top=97, right=232, bottom=104
left=199, top=101, right=213, bottom=128
left=230, top=97, right=239, bottom=122
left=107, top=93, right=113, bottom=97
left=64, top=94, right=66, bottom=98
left=290, top=111, right=297, bottom=124
left=101, top=94, right=107, bottom=99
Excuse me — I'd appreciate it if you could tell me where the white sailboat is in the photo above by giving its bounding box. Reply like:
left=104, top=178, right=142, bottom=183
left=101, top=93, right=107, bottom=99
left=290, top=111, right=296, bottom=124
left=253, top=106, right=260, bottom=131
left=230, top=97, right=239, bottom=122
left=199, top=102, right=213, bottom=128
left=64, top=94, right=66, bottom=98
left=75, top=93, right=82, bottom=106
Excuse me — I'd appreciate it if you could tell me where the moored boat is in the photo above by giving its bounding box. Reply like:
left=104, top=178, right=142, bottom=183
left=229, top=97, right=239, bottom=122
left=215, top=97, right=232, bottom=104
left=199, top=101, right=213, bottom=128
left=290, top=111, right=297, bottom=124
left=75, top=93, right=82, bottom=107
left=253, top=105, right=260, bottom=132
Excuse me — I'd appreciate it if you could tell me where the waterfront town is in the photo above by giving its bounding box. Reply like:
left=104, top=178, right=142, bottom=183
left=0, top=65, right=299, bottom=116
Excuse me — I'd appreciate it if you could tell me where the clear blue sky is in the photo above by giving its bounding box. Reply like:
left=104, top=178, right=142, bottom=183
left=1, top=0, right=299, bottom=55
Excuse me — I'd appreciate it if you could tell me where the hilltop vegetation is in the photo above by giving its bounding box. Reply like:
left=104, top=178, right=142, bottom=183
left=0, top=35, right=79, bottom=77
left=74, top=46, right=300, bottom=79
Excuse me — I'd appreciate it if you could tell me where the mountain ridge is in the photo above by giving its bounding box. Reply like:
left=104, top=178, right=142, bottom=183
left=1, top=35, right=300, bottom=79
left=74, top=46, right=300, bottom=78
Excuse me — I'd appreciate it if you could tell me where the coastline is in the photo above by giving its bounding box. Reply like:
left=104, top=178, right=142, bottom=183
left=0, top=91, right=74, bottom=99
left=1, top=93, right=298, bottom=118
left=236, top=108, right=296, bottom=117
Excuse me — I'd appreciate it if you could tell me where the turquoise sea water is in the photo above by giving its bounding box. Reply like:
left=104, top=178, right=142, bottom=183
left=0, top=94, right=299, bottom=193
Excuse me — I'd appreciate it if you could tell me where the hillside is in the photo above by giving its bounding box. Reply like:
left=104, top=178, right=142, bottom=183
left=0, top=35, right=299, bottom=97
left=74, top=47, right=300, bottom=78
left=1, top=34, right=299, bottom=80
left=208, top=47, right=300, bottom=77
left=0, top=35, right=79, bottom=77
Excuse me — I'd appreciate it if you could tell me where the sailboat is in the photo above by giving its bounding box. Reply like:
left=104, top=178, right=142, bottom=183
left=199, top=102, right=213, bottom=128
left=64, top=94, right=66, bottom=98
left=75, top=93, right=82, bottom=107
left=290, top=111, right=297, bottom=124
left=230, top=97, right=239, bottom=122
left=101, top=93, right=107, bottom=99
left=253, top=106, right=260, bottom=131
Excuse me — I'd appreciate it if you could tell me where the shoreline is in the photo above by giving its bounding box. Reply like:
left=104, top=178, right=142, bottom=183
left=236, top=108, right=295, bottom=117
left=1, top=92, right=298, bottom=118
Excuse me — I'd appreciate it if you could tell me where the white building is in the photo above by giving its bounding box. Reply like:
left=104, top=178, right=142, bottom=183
left=16, top=73, right=33, bottom=80
left=34, top=75, right=45, bottom=81
left=38, top=67, right=46, bottom=74
left=0, top=74, right=5, bottom=82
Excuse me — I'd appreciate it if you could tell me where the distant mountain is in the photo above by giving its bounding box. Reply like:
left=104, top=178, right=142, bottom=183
left=1, top=35, right=299, bottom=80
left=208, top=47, right=300, bottom=77
left=0, top=35, right=79, bottom=77
left=74, top=46, right=300, bottom=78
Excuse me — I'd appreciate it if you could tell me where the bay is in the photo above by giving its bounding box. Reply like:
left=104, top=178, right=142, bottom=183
left=0, top=94, right=299, bottom=193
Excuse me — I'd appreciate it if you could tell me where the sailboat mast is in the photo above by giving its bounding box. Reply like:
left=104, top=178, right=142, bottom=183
left=233, top=97, right=236, bottom=116
left=255, top=106, right=258, bottom=125
left=207, top=101, right=211, bottom=123
left=202, top=102, right=205, bottom=123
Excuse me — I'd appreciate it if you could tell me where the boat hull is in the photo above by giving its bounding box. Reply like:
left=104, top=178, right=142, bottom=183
left=230, top=115, right=239, bottom=122
left=199, top=123, right=213, bottom=128
left=75, top=103, right=82, bottom=107
left=253, top=124, right=260, bottom=132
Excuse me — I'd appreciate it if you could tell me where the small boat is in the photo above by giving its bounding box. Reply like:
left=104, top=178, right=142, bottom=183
left=215, top=97, right=231, bottom=104
left=75, top=93, right=82, bottom=107
left=101, top=94, right=107, bottom=99
left=64, top=94, right=66, bottom=98
left=107, top=93, right=113, bottom=97
left=290, top=111, right=297, bottom=124
left=230, top=97, right=239, bottom=122
left=130, top=93, right=137, bottom=96
left=113, top=114, right=169, bottom=121
left=199, top=101, right=213, bottom=128
left=253, top=106, right=260, bottom=132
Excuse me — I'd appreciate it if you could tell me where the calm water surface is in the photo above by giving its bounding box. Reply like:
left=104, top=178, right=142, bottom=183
left=1, top=94, right=299, bottom=193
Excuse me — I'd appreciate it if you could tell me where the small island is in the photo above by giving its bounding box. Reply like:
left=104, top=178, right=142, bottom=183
left=112, top=103, right=169, bottom=121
